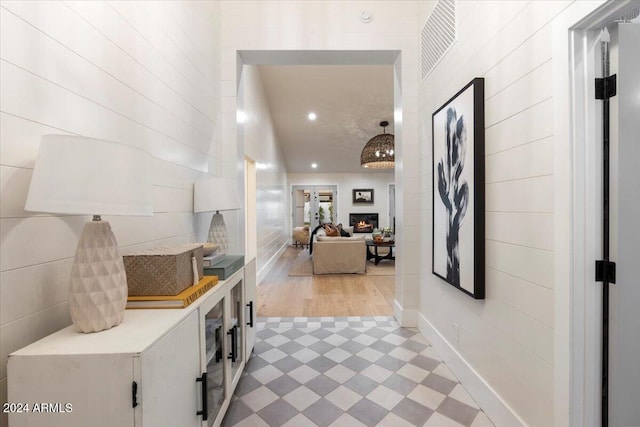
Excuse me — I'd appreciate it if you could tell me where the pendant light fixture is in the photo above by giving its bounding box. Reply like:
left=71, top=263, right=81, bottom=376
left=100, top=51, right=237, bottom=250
left=360, top=120, right=395, bottom=169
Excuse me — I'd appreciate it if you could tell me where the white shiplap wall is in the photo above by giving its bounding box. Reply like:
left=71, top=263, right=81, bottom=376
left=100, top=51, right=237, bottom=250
left=0, top=2, right=222, bottom=423
left=241, top=66, right=289, bottom=278
left=418, top=1, right=575, bottom=426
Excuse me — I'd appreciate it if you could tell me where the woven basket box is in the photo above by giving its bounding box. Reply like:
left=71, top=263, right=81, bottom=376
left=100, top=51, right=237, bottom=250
left=124, top=244, right=204, bottom=296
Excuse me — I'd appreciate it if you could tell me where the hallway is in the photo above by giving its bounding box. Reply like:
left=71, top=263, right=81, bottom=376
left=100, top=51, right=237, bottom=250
left=222, top=317, right=494, bottom=427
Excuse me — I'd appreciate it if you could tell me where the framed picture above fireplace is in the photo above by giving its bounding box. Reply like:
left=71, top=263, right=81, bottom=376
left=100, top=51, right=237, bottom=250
left=353, top=189, right=374, bottom=204
left=432, top=77, right=485, bottom=299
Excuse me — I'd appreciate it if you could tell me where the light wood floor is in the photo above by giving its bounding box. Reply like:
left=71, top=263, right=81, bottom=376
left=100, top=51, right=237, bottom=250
left=256, top=246, right=395, bottom=317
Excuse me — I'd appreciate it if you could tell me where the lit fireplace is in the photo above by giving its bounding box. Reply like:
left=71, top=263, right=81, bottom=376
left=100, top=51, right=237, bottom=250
left=349, top=213, right=378, bottom=233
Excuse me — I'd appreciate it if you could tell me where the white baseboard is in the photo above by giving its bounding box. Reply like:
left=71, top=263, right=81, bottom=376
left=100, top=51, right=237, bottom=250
left=393, top=300, right=418, bottom=327
left=256, top=242, right=288, bottom=286
left=418, top=313, right=527, bottom=427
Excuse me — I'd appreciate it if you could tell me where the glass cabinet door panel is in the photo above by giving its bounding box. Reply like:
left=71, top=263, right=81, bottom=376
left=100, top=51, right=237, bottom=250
left=204, top=298, right=225, bottom=426
left=229, top=281, right=243, bottom=381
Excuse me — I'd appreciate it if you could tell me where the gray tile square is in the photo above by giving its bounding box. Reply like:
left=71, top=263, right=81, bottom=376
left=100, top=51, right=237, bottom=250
left=422, top=373, right=458, bottom=396
left=369, top=339, right=397, bottom=354
left=258, top=329, right=279, bottom=339
left=436, top=397, right=480, bottom=426
left=347, top=321, right=364, bottom=327
left=410, top=354, right=441, bottom=372
left=271, top=355, right=303, bottom=373
left=254, top=341, right=274, bottom=353
left=337, top=328, right=361, bottom=339
left=340, top=355, right=371, bottom=372
left=391, top=397, right=434, bottom=426
left=265, top=375, right=302, bottom=397
left=383, top=373, right=419, bottom=395
left=308, top=317, right=322, bottom=322
left=343, top=374, right=380, bottom=396
left=235, top=374, right=263, bottom=397
left=257, top=398, right=298, bottom=426
left=302, top=398, right=343, bottom=427
left=245, top=355, right=270, bottom=373
left=347, top=398, right=388, bottom=426
left=305, top=374, right=341, bottom=396
left=306, top=355, right=338, bottom=373
left=309, top=328, right=334, bottom=339
left=364, top=328, right=389, bottom=339
left=391, top=328, right=417, bottom=338
left=221, top=399, right=253, bottom=426
left=277, top=340, right=306, bottom=355
left=339, top=340, right=367, bottom=355
left=321, top=322, right=336, bottom=328
left=400, top=339, right=429, bottom=353
left=308, top=340, right=335, bottom=355
left=294, top=322, right=308, bottom=328
left=281, top=328, right=306, bottom=340
left=375, top=355, right=406, bottom=372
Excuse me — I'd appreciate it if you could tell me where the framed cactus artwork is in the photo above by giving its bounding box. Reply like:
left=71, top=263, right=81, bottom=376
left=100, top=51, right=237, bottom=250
left=432, top=78, right=485, bottom=299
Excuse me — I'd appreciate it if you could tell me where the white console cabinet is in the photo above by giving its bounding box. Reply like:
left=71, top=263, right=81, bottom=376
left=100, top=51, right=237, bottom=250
left=7, top=268, right=254, bottom=427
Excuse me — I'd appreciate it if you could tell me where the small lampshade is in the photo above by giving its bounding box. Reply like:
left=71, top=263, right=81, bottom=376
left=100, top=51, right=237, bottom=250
left=24, top=135, right=153, bottom=333
left=25, top=135, right=153, bottom=216
left=194, top=177, right=241, bottom=213
left=194, top=177, right=240, bottom=254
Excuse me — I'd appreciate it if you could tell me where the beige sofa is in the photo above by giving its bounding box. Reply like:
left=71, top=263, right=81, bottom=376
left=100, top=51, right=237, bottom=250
left=312, top=235, right=366, bottom=274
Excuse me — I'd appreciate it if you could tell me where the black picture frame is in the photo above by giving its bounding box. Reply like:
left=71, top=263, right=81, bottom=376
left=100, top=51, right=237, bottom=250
left=432, top=78, right=485, bottom=299
left=352, top=189, right=374, bottom=204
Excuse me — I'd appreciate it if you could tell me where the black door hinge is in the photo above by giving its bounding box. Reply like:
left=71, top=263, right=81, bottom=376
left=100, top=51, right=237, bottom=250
left=596, top=260, right=616, bottom=283
left=132, top=381, right=138, bottom=408
left=595, top=75, right=617, bottom=100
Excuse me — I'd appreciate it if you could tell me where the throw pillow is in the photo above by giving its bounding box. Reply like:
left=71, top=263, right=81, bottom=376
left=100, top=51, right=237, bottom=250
left=337, top=223, right=350, bottom=237
left=324, top=224, right=340, bottom=237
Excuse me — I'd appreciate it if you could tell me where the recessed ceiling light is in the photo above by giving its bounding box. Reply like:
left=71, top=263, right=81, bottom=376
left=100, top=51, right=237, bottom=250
left=311, top=163, right=318, bottom=169
left=308, top=112, right=317, bottom=121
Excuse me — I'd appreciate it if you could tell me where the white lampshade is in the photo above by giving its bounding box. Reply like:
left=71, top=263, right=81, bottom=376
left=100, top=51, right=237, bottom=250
left=194, top=177, right=241, bottom=213
left=194, top=177, right=240, bottom=254
left=24, top=135, right=153, bottom=333
left=25, top=135, right=153, bottom=216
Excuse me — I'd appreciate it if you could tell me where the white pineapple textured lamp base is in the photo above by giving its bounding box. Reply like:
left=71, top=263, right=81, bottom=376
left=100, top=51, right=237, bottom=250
left=69, top=220, right=128, bottom=333
left=207, top=211, right=229, bottom=254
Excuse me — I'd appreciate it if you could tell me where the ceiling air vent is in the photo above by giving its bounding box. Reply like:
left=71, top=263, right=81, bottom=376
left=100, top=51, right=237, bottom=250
left=421, top=0, right=456, bottom=81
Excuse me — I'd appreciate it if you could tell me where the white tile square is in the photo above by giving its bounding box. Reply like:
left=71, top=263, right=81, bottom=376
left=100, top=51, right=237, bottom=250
left=307, top=322, right=321, bottom=328
left=295, top=334, right=320, bottom=347
left=264, top=335, right=290, bottom=347
left=422, top=346, right=443, bottom=361
left=241, top=386, right=279, bottom=412
left=325, top=385, right=363, bottom=411
left=382, top=334, right=407, bottom=345
left=324, top=365, right=357, bottom=384
left=409, top=333, right=429, bottom=344
left=356, top=347, right=384, bottom=363
left=352, top=334, right=377, bottom=346
left=470, top=412, right=496, bottom=427
left=397, top=364, right=429, bottom=382
left=362, top=321, right=377, bottom=327
left=323, top=334, right=348, bottom=346
left=335, top=321, right=349, bottom=328
left=252, top=365, right=285, bottom=384
left=293, top=317, right=308, bottom=323
left=288, top=365, right=320, bottom=384
left=283, top=386, right=321, bottom=411
left=329, top=413, right=367, bottom=427
left=233, top=413, right=271, bottom=427
left=360, top=364, right=393, bottom=383
left=407, top=384, right=446, bottom=410
left=320, top=317, right=334, bottom=322
left=291, top=348, right=320, bottom=363
left=388, top=347, right=417, bottom=362
left=266, top=317, right=282, bottom=322
left=366, top=385, right=404, bottom=410
left=324, top=347, right=351, bottom=363
left=347, top=316, right=361, bottom=322
left=374, top=316, right=389, bottom=321
left=432, top=363, right=457, bottom=381
left=279, top=322, right=294, bottom=329
left=259, top=348, right=287, bottom=363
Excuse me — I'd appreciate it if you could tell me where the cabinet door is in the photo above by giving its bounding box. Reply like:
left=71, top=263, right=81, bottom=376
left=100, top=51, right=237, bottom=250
left=140, top=311, right=200, bottom=427
left=244, top=259, right=257, bottom=362
left=228, top=279, right=244, bottom=386
left=201, top=296, right=226, bottom=426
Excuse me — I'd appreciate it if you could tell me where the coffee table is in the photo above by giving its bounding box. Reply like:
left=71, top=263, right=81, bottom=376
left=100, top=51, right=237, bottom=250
left=366, top=240, right=395, bottom=265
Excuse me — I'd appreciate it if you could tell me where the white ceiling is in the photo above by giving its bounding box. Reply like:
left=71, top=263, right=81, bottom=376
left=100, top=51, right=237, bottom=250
left=256, top=65, right=394, bottom=174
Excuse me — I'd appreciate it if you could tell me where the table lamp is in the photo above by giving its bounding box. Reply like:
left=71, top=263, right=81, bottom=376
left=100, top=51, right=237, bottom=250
left=24, top=135, right=153, bottom=333
left=194, top=177, right=240, bottom=254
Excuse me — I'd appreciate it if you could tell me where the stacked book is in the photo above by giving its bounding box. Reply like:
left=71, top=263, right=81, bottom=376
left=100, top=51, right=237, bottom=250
left=126, top=275, right=219, bottom=309
left=203, top=252, right=225, bottom=267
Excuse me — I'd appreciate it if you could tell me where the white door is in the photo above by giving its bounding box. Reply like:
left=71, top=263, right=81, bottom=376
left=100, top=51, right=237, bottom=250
left=608, top=21, right=640, bottom=427
left=291, top=185, right=337, bottom=227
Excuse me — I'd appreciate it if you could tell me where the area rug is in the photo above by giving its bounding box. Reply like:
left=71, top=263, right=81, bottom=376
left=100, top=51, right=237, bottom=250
left=288, top=251, right=395, bottom=277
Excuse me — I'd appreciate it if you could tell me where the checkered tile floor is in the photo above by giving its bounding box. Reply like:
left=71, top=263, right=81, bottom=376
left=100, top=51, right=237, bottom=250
left=222, top=317, right=494, bottom=427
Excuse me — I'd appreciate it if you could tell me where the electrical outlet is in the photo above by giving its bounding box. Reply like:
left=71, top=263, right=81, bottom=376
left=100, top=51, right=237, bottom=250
left=452, top=323, right=459, bottom=343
